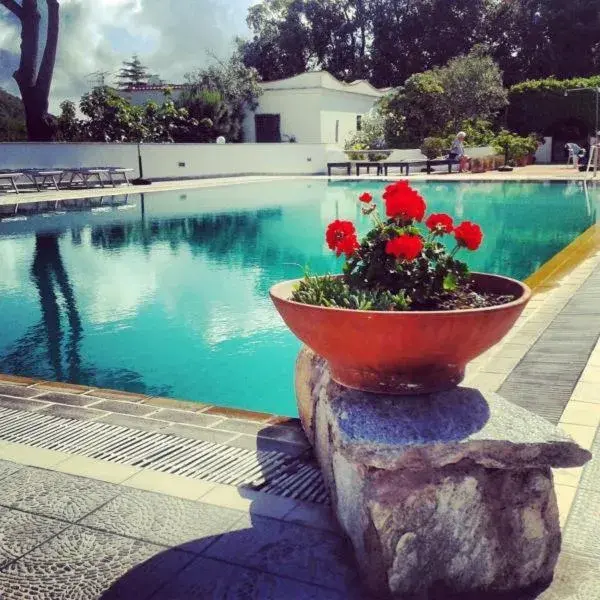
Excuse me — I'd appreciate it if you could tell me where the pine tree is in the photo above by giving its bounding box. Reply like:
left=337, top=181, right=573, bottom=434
left=116, top=55, right=151, bottom=89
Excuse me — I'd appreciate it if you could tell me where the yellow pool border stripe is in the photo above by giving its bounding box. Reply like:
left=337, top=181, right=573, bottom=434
left=525, top=224, right=600, bottom=292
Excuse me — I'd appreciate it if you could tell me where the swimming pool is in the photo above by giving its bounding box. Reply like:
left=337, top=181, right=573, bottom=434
left=0, top=179, right=597, bottom=415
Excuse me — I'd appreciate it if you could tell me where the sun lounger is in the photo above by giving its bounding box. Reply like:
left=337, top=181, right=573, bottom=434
left=327, top=162, right=351, bottom=176
left=355, top=161, right=383, bottom=176
left=62, top=168, right=110, bottom=188
left=382, top=162, right=409, bottom=176
left=0, top=172, right=22, bottom=194
left=107, top=168, right=133, bottom=186
left=20, top=169, right=63, bottom=191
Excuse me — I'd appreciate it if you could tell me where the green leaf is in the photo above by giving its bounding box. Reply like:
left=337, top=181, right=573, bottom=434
left=443, top=272, right=458, bottom=291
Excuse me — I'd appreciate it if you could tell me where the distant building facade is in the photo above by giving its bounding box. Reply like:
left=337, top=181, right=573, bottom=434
left=243, top=71, right=388, bottom=144
left=117, top=84, right=190, bottom=106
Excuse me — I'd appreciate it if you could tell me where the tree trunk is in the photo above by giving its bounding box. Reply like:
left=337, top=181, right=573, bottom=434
left=0, top=0, right=60, bottom=141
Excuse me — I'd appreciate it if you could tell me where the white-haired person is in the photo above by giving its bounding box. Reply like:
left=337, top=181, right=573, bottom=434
left=449, top=131, right=471, bottom=173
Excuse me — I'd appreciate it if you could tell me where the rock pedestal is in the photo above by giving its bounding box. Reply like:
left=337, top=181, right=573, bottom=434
left=296, top=347, right=591, bottom=600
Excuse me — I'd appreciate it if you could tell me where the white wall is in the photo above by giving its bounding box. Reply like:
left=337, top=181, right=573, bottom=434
left=245, top=86, right=380, bottom=144
left=119, top=88, right=186, bottom=107
left=0, top=142, right=325, bottom=178
left=0, top=143, right=140, bottom=172
left=319, top=88, right=381, bottom=145
left=245, top=89, right=323, bottom=143
left=139, top=143, right=326, bottom=178
left=0, top=142, right=497, bottom=181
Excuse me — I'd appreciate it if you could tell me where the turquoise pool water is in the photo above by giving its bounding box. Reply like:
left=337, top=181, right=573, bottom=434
left=0, top=180, right=597, bottom=416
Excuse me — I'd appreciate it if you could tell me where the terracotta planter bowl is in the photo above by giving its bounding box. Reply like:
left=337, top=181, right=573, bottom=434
left=270, top=273, right=531, bottom=395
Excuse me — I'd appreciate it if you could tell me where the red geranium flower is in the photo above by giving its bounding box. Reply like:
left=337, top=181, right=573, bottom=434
left=383, top=181, right=426, bottom=221
left=454, top=221, right=483, bottom=251
left=326, top=220, right=359, bottom=257
left=426, top=213, right=454, bottom=234
left=359, top=192, right=373, bottom=203
left=385, top=234, right=424, bottom=261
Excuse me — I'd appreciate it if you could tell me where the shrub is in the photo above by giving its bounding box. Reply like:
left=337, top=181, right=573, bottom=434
left=508, top=75, right=600, bottom=137
left=492, top=130, right=538, bottom=162
left=420, top=137, right=446, bottom=159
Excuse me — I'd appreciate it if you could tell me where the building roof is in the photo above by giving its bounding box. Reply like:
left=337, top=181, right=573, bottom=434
left=260, top=71, right=387, bottom=97
left=121, top=84, right=190, bottom=92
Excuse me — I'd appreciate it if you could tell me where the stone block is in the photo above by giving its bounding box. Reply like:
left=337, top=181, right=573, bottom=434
left=295, top=347, right=591, bottom=599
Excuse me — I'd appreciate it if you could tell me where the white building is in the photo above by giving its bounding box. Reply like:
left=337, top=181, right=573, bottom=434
left=243, top=71, right=387, bottom=144
left=118, top=84, right=190, bottom=106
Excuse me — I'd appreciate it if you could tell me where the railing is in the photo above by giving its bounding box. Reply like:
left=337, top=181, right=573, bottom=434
left=585, top=144, right=599, bottom=179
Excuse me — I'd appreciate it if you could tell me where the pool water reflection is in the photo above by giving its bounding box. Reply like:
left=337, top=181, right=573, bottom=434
left=0, top=179, right=597, bottom=415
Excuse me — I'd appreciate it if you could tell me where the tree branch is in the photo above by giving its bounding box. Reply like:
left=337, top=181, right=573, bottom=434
left=0, top=0, right=23, bottom=19
left=36, top=0, right=59, bottom=100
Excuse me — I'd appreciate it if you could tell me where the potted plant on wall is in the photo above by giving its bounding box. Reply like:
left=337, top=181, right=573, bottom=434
left=270, top=182, right=531, bottom=394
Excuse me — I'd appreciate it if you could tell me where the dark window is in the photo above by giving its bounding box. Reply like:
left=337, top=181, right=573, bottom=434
left=356, top=115, right=362, bottom=131
left=335, top=120, right=339, bottom=143
left=255, top=114, right=281, bottom=143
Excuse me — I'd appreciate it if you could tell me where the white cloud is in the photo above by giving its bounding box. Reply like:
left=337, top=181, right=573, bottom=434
left=0, top=0, right=254, bottom=111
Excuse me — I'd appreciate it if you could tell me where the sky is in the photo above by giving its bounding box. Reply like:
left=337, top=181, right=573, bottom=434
left=0, top=0, right=255, bottom=112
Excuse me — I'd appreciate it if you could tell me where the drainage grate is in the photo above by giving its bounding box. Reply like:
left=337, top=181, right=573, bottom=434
left=0, top=407, right=329, bottom=504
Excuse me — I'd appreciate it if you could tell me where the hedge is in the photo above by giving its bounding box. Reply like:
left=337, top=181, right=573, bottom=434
left=507, top=75, right=600, bottom=137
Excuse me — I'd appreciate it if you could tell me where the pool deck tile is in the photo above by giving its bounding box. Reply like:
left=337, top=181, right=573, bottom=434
left=198, top=484, right=299, bottom=520
left=95, top=412, right=171, bottom=432
left=86, top=398, right=159, bottom=417
left=148, top=408, right=224, bottom=428
left=86, top=388, right=150, bottom=403
left=33, top=390, right=105, bottom=407
left=54, top=455, right=140, bottom=484
left=0, top=442, right=72, bottom=469
left=159, top=423, right=238, bottom=444
left=36, top=403, right=110, bottom=421
left=30, top=381, right=95, bottom=394
left=121, top=470, right=216, bottom=501
left=203, top=406, right=274, bottom=423
left=0, top=395, right=51, bottom=411
left=0, top=383, right=44, bottom=399
left=142, top=396, right=212, bottom=411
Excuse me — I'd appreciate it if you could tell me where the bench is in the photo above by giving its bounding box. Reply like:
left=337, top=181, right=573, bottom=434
left=403, top=159, right=458, bottom=175
left=0, top=172, right=22, bottom=194
left=355, top=161, right=383, bottom=176
left=426, top=158, right=457, bottom=174
left=381, top=162, right=409, bottom=176
left=327, top=162, right=351, bottom=176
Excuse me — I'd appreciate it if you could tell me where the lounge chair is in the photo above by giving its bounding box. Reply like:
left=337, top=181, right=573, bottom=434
left=355, top=161, right=383, bottom=176
left=107, top=167, right=134, bottom=186
left=0, top=172, right=22, bottom=194
left=61, top=168, right=110, bottom=189
left=20, top=169, right=63, bottom=191
left=327, top=162, right=351, bottom=176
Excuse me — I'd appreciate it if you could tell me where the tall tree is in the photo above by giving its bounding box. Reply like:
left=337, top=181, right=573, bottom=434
left=487, top=0, right=600, bottom=84
left=0, top=0, right=59, bottom=141
left=181, top=53, right=262, bottom=142
left=238, top=0, right=371, bottom=82
left=116, top=54, right=152, bottom=89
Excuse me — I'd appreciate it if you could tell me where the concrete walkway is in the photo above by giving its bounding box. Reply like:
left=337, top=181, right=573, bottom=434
left=0, top=165, right=595, bottom=210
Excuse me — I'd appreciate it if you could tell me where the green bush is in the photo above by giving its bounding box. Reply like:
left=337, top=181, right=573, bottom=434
left=492, top=130, right=538, bottom=161
left=508, top=75, right=600, bottom=137
left=420, top=137, right=446, bottom=159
